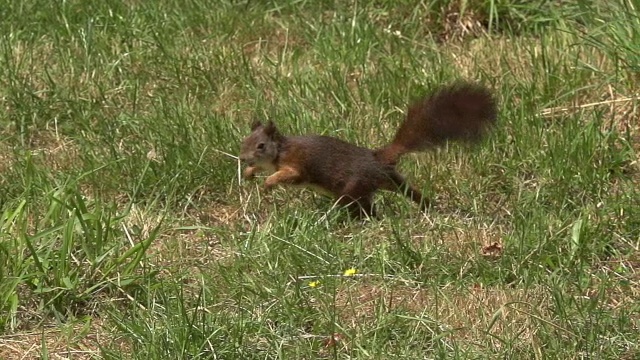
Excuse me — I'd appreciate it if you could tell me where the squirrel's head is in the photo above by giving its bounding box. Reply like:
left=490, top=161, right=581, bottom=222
left=239, top=120, right=283, bottom=167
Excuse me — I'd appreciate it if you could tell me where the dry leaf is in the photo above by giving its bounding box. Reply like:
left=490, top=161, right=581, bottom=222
left=481, top=242, right=503, bottom=257
left=323, top=333, right=345, bottom=348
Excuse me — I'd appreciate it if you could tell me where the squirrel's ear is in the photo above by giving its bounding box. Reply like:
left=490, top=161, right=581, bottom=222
left=250, top=120, right=263, bottom=131
left=264, top=120, right=280, bottom=139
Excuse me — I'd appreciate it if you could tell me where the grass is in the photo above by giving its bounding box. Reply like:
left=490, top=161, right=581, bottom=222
left=0, top=0, right=639, bottom=358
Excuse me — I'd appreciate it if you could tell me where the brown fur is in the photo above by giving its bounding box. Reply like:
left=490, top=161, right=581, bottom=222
left=239, top=81, right=497, bottom=217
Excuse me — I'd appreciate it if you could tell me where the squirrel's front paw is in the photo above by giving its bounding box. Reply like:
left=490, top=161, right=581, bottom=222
left=243, top=166, right=258, bottom=179
left=263, top=177, right=278, bottom=192
left=263, top=182, right=275, bottom=193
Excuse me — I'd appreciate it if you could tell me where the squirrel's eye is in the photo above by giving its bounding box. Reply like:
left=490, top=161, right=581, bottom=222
left=257, top=143, right=265, bottom=150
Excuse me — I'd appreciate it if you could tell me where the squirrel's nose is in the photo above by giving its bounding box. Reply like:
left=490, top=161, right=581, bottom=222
left=239, top=154, right=252, bottom=164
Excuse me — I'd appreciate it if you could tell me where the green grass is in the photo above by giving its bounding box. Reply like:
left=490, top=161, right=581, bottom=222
left=1, top=0, right=639, bottom=358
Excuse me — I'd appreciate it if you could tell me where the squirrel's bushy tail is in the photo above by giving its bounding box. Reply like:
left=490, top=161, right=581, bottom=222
left=375, top=81, right=497, bottom=166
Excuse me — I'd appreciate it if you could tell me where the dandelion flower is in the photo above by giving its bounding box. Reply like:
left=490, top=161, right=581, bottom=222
left=309, top=280, right=321, bottom=288
left=343, top=268, right=357, bottom=276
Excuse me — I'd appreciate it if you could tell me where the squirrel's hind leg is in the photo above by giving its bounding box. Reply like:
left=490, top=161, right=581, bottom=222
left=384, top=171, right=431, bottom=211
left=340, top=197, right=377, bottom=219
left=336, top=183, right=378, bottom=219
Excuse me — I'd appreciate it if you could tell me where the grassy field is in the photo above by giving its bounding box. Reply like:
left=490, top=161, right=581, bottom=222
left=0, top=0, right=639, bottom=358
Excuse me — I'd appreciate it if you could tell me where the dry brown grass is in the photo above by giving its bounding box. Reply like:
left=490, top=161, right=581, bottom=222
left=0, top=144, right=13, bottom=174
left=329, top=279, right=553, bottom=351
left=438, top=1, right=488, bottom=42
left=327, top=272, right=638, bottom=354
left=0, top=318, right=119, bottom=360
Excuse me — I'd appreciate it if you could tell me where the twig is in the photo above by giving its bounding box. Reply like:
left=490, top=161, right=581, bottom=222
left=539, top=97, right=639, bottom=117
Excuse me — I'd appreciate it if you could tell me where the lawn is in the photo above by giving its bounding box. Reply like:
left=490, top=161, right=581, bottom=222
left=0, top=0, right=639, bottom=358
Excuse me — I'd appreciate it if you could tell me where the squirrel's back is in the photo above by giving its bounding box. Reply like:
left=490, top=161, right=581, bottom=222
left=281, top=135, right=392, bottom=195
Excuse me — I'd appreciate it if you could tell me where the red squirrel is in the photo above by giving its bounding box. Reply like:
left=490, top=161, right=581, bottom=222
left=239, top=81, right=497, bottom=217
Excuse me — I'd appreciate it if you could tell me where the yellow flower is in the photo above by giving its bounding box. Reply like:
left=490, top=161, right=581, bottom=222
left=308, top=280, right=321, bottom=288
left=343, top=268, right=357, bottom=276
